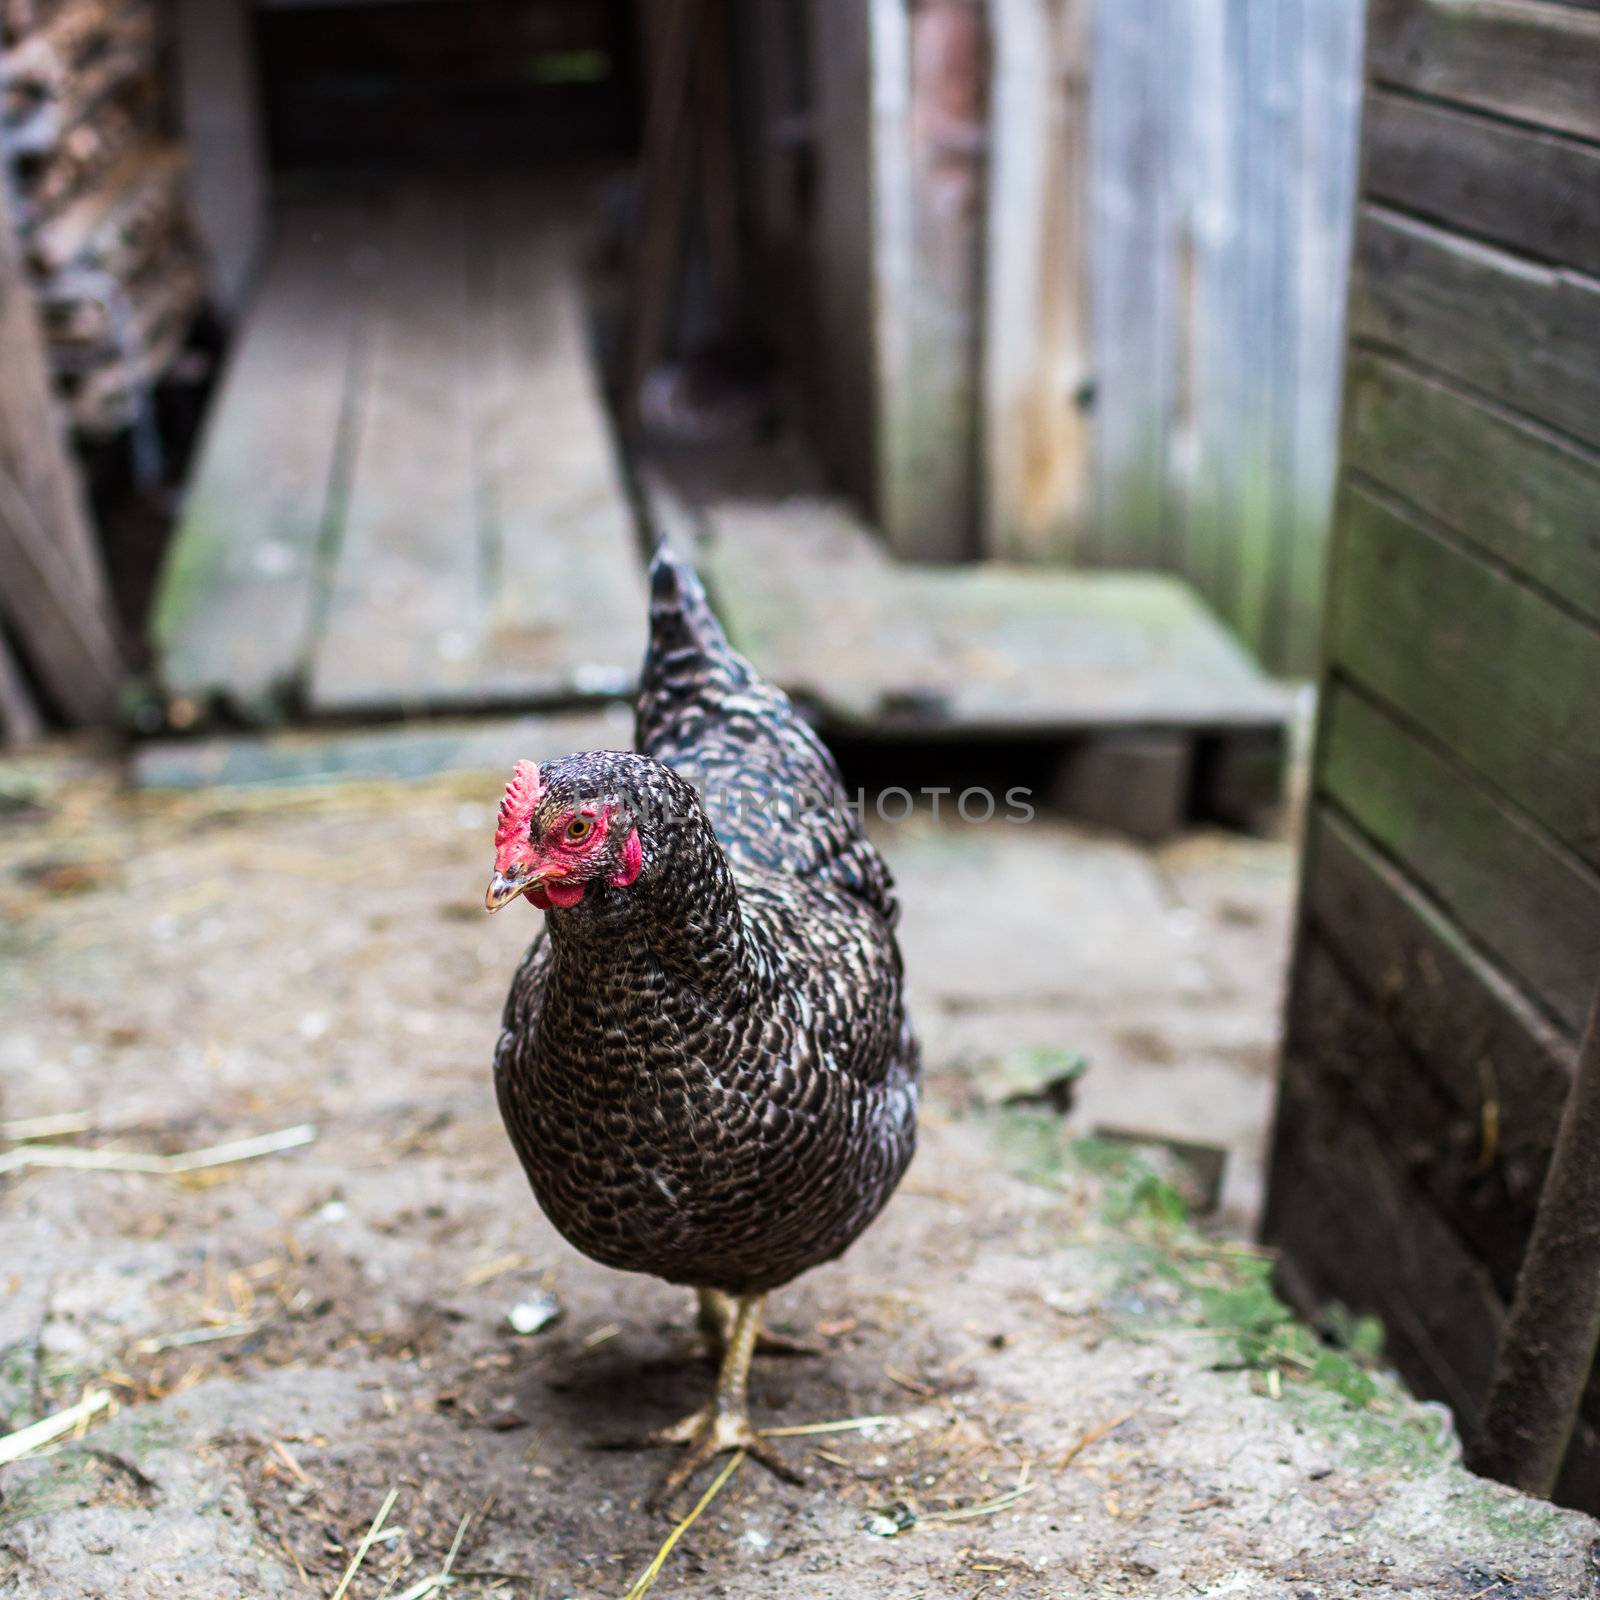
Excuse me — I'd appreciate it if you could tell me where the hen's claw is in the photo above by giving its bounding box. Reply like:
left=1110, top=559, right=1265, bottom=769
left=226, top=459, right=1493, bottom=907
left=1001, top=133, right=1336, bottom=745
left=646, top=1403, right=800, bottom=1508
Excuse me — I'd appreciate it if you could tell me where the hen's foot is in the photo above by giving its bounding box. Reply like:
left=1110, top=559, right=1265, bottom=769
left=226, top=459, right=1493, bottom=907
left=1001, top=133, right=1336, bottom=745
left=648, top=1291, right=801, bottom=1507
left=646, top=1401, right=800, bottom=1507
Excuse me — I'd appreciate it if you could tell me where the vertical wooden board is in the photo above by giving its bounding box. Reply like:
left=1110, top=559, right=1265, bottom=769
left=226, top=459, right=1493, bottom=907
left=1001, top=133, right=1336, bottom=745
left=1330, top=486, right=1600, bottom=867
left=744, top=0, right=804, bottom=248
left=1089, top=0, right=1176, bottom=568
left=867, top=0, right=916, bottom=546
left=1319, top=684, right=1600, bottom=1037
left=1283, top=0, right=1363, bottom=674
left=0, top=626, right=43, bottom=746
left=307, top=184, right=483, bottom=715
left=810, top=0, right=881, bottom=521
left=474, top=178, right=646, bottom=703
left=173, top=0, right=269, bottom=316
left=0, top=177, right=121, bottom=723
left=1349, top=207, right=1600, bottom=453
left=894, top=0, right=989, bottom=562
left=1171, top=0, right=1240, bottom=615
left=1229, top=0, right=1295, bottom=664
left=1343, top=352, right=1600, bottom=623
left=742, top=0, right=816, bottom=418
left=1361, top=91, right=1600, bottom=279
left=155, top=198, right=375, bottom=719
left=1365, top=0, right=1600, bottom=144
left=981, top=0, right=1094, bottom=564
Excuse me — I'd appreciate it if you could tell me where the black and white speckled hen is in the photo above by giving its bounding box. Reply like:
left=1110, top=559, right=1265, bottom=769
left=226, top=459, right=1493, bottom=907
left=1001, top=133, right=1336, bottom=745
left=485, top=546, right=919, bottom=1500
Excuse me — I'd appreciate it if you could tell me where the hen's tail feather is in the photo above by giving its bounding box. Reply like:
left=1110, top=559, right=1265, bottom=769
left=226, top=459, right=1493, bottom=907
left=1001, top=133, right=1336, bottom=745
left=634, top=540, right=900, bottom=926
left=647, top=540, right=744, bottom=676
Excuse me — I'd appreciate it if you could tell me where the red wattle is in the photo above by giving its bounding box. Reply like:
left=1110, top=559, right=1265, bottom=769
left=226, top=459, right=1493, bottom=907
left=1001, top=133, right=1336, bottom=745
left=609, top=829, right=643, bottom=887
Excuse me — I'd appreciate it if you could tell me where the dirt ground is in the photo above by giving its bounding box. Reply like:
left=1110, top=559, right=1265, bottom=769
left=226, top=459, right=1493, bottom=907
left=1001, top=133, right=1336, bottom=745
left=2, top=730, right=1595, bottom=1599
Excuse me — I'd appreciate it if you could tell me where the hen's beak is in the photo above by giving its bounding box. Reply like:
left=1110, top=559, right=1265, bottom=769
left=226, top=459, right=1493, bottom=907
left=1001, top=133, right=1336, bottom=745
left=485, top=870, right=532, bottom=912
left=485, top=864, right=568, bottom=912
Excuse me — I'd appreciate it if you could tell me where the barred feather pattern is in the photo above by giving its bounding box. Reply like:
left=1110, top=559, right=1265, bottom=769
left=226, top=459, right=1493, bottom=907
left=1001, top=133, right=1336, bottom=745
left=492, top=549, right=918, bottom=1295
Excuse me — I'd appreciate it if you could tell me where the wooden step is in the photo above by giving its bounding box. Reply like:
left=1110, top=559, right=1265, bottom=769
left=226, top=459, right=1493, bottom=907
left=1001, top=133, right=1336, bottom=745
left=700, top=498, right=1289, bottom=735
left=692, top=493, right=1293, bottom=834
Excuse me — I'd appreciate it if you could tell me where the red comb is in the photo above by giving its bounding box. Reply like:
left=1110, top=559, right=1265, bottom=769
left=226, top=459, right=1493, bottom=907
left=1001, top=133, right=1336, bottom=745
left=495, top=760, right=542, bottom=851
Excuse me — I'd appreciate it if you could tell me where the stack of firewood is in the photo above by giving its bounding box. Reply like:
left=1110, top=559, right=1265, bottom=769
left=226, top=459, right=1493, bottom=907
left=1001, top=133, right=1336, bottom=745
left=2, top=0, right=204, bottom=435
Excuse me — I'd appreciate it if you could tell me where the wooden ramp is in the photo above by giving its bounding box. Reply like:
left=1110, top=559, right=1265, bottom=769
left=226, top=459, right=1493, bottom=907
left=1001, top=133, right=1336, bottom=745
left=152, top=174, right=645, bottom=724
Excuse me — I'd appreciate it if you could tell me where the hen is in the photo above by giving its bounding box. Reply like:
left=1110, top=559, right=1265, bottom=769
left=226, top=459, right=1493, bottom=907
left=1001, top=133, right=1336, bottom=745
left=486, top=546, right=919, bottom=1500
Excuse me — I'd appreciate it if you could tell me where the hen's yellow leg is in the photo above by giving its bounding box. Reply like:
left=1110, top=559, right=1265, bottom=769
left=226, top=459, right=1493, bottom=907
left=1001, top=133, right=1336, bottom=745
left=652, top=1293, right=799, bottom=1506
left=696, top=1287, right=820, bottom=1361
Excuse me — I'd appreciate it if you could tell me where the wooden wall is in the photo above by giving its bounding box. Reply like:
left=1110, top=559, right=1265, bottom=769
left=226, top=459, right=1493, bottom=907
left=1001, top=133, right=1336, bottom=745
left=1078, top=0, right=1365, bottom=673
left=1263, top=0, right=1600, bottom=1510
left=781, top=0, right=1364, bottom=672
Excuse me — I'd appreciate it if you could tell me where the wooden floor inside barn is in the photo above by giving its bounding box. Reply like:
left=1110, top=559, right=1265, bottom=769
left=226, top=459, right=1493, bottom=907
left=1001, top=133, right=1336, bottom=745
left=152, top=172, right=647, bottom=725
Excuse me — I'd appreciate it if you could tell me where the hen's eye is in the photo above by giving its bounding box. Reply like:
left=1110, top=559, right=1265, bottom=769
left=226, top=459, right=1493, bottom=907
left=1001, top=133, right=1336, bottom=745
left=564, top=816, right=593, bottom=843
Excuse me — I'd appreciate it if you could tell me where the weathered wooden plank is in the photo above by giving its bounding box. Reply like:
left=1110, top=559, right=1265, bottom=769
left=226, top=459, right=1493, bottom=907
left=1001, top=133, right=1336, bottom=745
left=1302, top=810, right=1575, bottom=1285
left=0, top=177, right=122, bottom=724
left=617, top=0, right=702, bottom=434
left=1089, top=0, right=1176, bottom=568
left=1171, top=0, right=1240, bottom=616
left=703, top=496, right=1289, bottom=735
left=1366, top=0, right=1600, bottom=144
left=911, top=563, right=1287, bottom=731
left=1306, top=811, right=1575, bottom=1195
left=811, top=0, right=889, bottom=525
left=1469, top=968, right=1600, bottom=1498
left=1265, top=1034, right=1507, bottom=1427
left=154, top=196, right=376, bottom=720
left=1319, top=684, right=1600, bottom=1036
left=1330, top=484, right=1600, bottom=868
left=471, top=178, right=647, bottom=706
left=308, top=183, right=482, bottom=715
left=1234, top=0, right=1300, bottom=667
left=1343, top=352, right=1600, bottom=625
left=865, top=0, right=917, bottom=545
left=0, top=625, right=43, bottom=746
left=741, top=0, right=816, bottom=436
left=702, top=498, right=920, bottom=727
left=308, top=178, right=644, bottom=717
left=132, top=706, right=635, bottom=792
left=1290, top=937, right=1538, bottom=1304
left=1362, top=90, right=1600, bottom=277
left=981, top=0, right=1093, bottom=563
left=890, top=0, right=988, bottom=562
left=1349, top=205, right=1600, bottom=453
left=1284, top=0, right=1365, bottom=670
left=173, top=0, right=268, bottom=316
